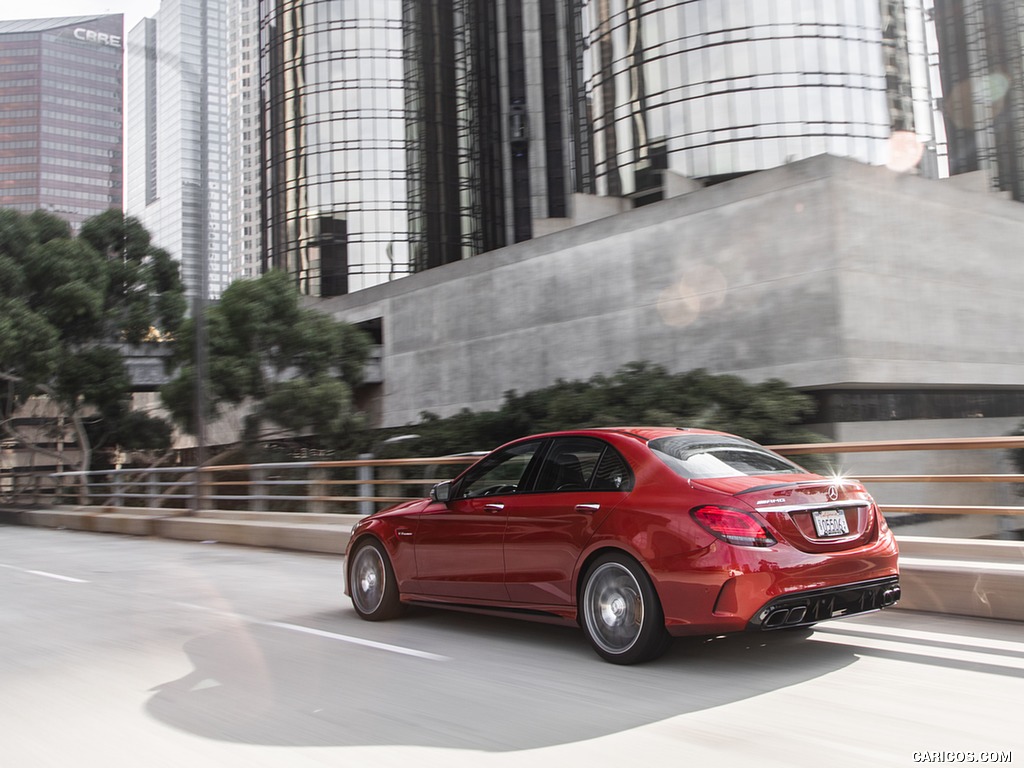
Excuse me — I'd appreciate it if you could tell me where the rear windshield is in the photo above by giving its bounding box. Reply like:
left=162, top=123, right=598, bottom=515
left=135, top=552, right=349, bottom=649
left=648, top=435, right=805, bottom=479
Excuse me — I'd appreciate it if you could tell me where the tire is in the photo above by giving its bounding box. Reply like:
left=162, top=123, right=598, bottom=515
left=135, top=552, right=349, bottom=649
left=579, top=553, right=671, bottom=664
left=348, top=538, right=403, bottom=621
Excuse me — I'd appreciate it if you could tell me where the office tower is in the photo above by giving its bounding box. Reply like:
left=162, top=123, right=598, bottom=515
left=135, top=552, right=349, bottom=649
left=259, top=1, right=954, bottom=297
left=578, top=0, right=947, bottom=200
left=932, top=0, right=1024, bottom=200
left=259, top=0, right=583, bottom=296
left=260, top=0, right=411, bottom=296
left=0, top=14, right=123, bottom=229
left=227, top=0, right=262, bottom=282
left=125, top=0, right=230, bottom=301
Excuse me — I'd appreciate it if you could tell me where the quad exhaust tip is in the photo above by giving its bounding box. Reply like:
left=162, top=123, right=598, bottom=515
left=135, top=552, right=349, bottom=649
left=763, top=606, right=808, bottom=628
left=762, top=584, right=900, bottom=628
left=881, top=585, right=901, bottom=607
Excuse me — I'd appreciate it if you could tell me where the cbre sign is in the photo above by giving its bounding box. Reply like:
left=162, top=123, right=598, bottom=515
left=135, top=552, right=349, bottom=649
left=74, top=27, right=123, bottom=48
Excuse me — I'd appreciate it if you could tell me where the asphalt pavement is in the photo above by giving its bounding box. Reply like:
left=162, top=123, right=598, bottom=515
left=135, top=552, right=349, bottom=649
left=2, top=525, right=1021, bottom=767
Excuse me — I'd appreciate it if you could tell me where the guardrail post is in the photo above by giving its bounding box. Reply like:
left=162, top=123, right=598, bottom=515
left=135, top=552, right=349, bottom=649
left=147, top=472, right=158, bottom=507
left=380, top=464, right=401, bottom=504
left=193, top=467, right=204, bottom=512
left=358, top=454, right=374, bottom=515
left=250, top=467, right=265, bottom=512
left=111, top=472, right=123, bottom=507
left=310, top=467, right=328, bottom=514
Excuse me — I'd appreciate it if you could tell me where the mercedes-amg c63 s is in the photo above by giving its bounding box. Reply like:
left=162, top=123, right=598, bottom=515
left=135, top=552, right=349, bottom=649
left=345, top=427, right=900, bottom=664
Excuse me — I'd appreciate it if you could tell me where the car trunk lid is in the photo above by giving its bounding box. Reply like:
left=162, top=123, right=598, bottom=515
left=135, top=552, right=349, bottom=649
left=690, top=476, right=879, bottom=553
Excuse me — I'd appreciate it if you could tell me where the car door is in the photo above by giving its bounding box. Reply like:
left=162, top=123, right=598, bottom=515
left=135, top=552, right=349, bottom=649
left=411, top=439, right=544, bottom=601
left=503, top=437, right=633, bottom=605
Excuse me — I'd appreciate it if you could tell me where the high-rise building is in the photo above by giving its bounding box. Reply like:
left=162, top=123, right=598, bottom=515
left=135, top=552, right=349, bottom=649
left=227, top=0, right=262, bottom=282
left=0, top=14, right=124, bottom=230
left=258, top=1, right=962, bottom=298
left=258, top=0, right=584, bottom=296
left=259, top=0, right=412, bottom=297
left=124, top=0, right=230, bottom=301
left=578, top=0, right=948, bottom=200
left=932, top=0, right=1024, bottom=200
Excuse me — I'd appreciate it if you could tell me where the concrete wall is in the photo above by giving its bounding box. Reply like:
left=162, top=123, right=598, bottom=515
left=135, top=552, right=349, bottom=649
left=316, top=155, right=1024, bottom=428
left=833, top=167, right=1024, bottom=387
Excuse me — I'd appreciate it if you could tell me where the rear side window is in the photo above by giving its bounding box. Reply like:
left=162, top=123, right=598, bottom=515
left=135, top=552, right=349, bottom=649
left=532, top=438, right=633, bottom=492
left=649, top=435, right=804, bottom=479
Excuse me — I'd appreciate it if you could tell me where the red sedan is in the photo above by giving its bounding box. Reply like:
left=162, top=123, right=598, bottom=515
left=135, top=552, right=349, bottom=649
left=344, top=427, right=900, bottom=664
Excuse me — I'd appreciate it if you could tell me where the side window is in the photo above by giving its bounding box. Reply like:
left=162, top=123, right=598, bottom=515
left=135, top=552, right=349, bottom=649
left=533, top=438, right=632, bottom=493
left=592, top=445, right=633, bottom=491
left=457, top=440, right=541, bottom=498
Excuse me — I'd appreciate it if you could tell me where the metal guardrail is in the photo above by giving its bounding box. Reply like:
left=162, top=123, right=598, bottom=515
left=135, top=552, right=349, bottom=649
left=2, top=436, right=1023, bottom=518
left=0, top=455, right=481, bottom=514
left=771, top=436, right=1024, bottom=520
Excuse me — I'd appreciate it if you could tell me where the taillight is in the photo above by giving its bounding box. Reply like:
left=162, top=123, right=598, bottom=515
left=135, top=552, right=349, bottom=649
left=691, top=505, right=777, bottom=547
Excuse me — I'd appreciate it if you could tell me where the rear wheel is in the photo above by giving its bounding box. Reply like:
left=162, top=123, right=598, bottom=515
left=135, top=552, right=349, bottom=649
left=348, top=538, right=402, bottom=620
left=579, top=553, right=670, bottom=664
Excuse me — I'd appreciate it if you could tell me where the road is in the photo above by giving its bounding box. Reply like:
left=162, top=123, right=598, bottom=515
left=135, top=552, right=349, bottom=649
left=1, top=525, right=1020, bottom=768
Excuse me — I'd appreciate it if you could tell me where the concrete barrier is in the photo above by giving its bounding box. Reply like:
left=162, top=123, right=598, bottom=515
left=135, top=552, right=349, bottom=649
left=7, top=505, right=359, bottom=554
left=895, top=535, right=1024, bottom=622
left=5, top=506, right=1022, bottom=621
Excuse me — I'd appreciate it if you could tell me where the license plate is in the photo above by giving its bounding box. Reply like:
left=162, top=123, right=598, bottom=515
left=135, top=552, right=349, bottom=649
left=812, top=508, right=850, bottom=538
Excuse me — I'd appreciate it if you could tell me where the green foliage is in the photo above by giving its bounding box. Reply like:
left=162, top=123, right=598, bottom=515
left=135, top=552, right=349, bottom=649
left=161, top=270, right=371, bottom=448
left=0, top=208, right=186, bottom=466
left=256, top=375, right=358, bottom=437
left=0, top=297, right=59, bottom=395
left=378, top=362, right=824, bottom=459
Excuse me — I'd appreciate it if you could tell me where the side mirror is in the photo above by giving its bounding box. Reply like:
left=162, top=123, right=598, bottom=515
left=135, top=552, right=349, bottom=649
left=430, top=480, right=453, bottom=504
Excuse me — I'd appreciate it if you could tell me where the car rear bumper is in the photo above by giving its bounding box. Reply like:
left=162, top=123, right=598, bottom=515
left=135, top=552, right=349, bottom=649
left=746, top=576, right=901, bottom=630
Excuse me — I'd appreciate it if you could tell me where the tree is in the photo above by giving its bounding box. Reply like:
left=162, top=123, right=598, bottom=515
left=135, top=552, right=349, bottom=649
left=160, top=270, right=371, bottom=459
left=376, top=362, right=826, bottom=464
left=0, top=209, right=187, bottom=489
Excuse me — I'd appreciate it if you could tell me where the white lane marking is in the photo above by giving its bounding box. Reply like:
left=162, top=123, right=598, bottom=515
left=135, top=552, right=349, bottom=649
left=26, top=570, right=89, bottom=583
left=0, top=563, right=88, bottom=583
left=816, top=620, right=1024, bottom=655
left=176, top=602, right=451, bottom=662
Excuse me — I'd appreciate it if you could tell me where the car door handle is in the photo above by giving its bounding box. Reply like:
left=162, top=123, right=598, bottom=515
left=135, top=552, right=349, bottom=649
left=575, top=503, right=600, bottom=513
left=484, top=503, right=505, bottom=512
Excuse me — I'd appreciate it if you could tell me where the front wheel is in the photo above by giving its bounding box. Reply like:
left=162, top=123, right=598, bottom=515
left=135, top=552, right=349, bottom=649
left=579, top=553, right=671, bottom=664
left=348, top=538, right=402, bottom=620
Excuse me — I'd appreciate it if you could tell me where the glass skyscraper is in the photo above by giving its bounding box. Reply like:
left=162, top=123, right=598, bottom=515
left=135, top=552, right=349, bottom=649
left=228, top=0, right=263, bottom=283
left=0, top=14, right=124, bottom=230
left=579, top=0, right=947, bottom=198
left=259, top=0, right=582, bottom=296
left=932, top=0, right=1024, bottom=200
left=260, top=0, right=411, bottom=297
left=258, top=1, right=968, bottom=298
left=125, top=0, right=231, bottom=301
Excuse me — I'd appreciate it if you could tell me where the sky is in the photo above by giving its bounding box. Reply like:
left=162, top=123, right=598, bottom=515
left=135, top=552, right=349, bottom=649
left=0, top=0, right=162, bottom=34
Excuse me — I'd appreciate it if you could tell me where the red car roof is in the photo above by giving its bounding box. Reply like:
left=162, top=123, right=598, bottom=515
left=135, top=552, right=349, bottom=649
left=585, top=426, right=729, bottom=442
